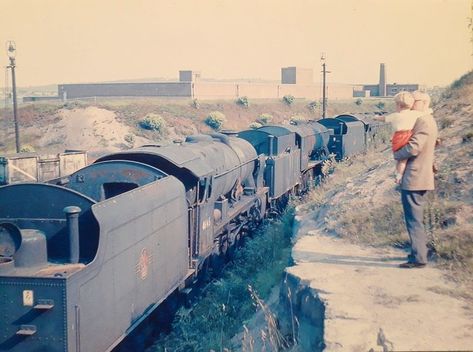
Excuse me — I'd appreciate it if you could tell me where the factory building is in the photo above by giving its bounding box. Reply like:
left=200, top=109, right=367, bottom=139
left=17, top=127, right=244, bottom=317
left=53, top=67, right=354, bottom=101
left=353, top=63, right=424, bottom=97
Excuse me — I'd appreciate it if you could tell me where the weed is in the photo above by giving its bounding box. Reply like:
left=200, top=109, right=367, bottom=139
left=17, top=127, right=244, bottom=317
left=151, top=207, right=295, bottom=351
left=355, top=98, right=363, bottom=106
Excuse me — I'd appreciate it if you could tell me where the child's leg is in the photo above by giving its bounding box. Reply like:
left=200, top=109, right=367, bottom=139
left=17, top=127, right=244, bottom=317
left=395, top=160, right=407, bottom=184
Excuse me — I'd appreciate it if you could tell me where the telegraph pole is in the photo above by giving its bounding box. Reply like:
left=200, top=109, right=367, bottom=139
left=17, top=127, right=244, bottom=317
left=6, top=41, right=20, bottom=153
left=321, top=53, right=331, bottom=119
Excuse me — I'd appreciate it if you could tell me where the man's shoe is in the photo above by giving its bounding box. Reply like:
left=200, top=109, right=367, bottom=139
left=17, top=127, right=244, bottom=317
left=399, top=262, right=426, bottom=269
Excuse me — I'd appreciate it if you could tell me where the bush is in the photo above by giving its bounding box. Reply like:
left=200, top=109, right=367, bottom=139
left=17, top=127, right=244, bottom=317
left=439, top=117, right=454, bottom=130
left=355, top=98, right=363, bottom=106
left=19, top=145, right=35, bottom=153
left=236, top=96, right=249, bottom=108
left=375, top=101, right=385, bottom=110
left=282, top=95, right=295, bottom=106
left=307, top=100, right=318, bottom=112
left=62, top=101, right=85, bottom=110
left=256, top=113, right=273, bottom=125
left=290, top=114, right=306, bottom=124
left=140, top=113, right=166, bottom=132
left=124, top=133, right=135, bottom=147
left=462, top=130, right=473, bottom=143
left=249, top=122, right=263, bottom=129
left=191, top=99, right=200, bottom=109
left=205, top=111, right=226, bottom=131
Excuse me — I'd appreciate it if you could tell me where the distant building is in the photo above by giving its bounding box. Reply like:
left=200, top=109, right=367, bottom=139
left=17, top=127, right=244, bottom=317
left=281, top=67, right=313, bottom=84
left=353, top=63, right=425, bottom=97
left=54, top=67, right=355, bottom=101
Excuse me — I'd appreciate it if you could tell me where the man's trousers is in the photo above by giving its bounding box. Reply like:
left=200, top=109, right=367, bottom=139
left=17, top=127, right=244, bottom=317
left=401, top=190, right=428, bottom=264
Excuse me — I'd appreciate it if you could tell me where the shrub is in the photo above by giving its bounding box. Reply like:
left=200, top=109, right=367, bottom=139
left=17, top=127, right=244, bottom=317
left=439, top=117, right=454, bottom=130
left=355, top=98, right=363, bottom=106
left=61, top=101, right=86, bottom=110
left=282, top=95, right=295, bottom=106
left=236, top=96, right=249, bottom=108
left=290, top=114, right=306, bottom=124
left=462, top=130, right=473, bottom=143
left=375, top=101, right=385, bottom=110
left=256, top=113, right=273, bottom=125
left=140, top=113, right=166, bottom=132
left=191, top=99, right=200, bottom=109
left=20, top=145, right=35, bottom=153
left=249, top=122, right=263, bottom=129
left=307, top=100, right=318, bottom=112
left=124, top=133, right=135, bottom=147
left=205, top=111, right=226, bottom=131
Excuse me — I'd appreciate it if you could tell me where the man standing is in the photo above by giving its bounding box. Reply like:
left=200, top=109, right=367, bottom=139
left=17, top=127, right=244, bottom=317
left=394, top=91, right=438, bottom=268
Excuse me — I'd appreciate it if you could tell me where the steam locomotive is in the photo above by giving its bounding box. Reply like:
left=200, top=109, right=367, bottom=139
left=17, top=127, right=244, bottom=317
left=0, top=114, right=387, bottom=352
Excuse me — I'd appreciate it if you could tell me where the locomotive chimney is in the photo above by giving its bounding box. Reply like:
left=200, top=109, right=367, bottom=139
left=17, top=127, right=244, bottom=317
left=268, top=135, right=275, bottom=156
left=64, top=206, right=81, bottom=264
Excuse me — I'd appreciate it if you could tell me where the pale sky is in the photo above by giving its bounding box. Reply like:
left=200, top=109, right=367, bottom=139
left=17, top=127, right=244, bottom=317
left=0, top=0, right=471, bottom=88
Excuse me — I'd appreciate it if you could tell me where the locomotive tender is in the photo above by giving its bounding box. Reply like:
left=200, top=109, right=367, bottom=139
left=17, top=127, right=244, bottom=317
left=0, top=114, right=387, bottom=352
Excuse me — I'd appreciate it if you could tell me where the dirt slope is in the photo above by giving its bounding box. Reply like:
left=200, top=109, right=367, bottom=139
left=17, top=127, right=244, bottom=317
left=0, top=97, right=392, bottom=156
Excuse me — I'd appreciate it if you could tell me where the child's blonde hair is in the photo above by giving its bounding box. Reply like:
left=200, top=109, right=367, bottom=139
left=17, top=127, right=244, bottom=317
left=393, top=91, right=415, bottom=110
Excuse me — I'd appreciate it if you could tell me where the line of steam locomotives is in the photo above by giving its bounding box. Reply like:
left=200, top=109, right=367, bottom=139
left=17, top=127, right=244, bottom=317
left=0, top=114, right=387, bottom=352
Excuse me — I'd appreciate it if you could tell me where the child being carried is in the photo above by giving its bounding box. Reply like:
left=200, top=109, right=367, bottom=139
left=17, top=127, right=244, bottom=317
left=385, top=92, right=423, bottom=184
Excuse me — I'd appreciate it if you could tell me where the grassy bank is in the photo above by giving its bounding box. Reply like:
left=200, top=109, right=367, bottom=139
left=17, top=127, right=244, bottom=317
left=304, top=132, right=473, bottom=287
left=149, top=207, right=295, bottom=352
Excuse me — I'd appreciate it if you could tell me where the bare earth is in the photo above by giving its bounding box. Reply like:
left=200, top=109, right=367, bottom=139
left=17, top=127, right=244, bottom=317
left=288, top=159, right=473, bottom=351
left=22, top=106, right=151, bottom=155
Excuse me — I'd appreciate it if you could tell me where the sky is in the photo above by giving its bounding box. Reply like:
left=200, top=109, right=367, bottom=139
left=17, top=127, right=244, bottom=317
left=0, top=0, right=471, bottom=88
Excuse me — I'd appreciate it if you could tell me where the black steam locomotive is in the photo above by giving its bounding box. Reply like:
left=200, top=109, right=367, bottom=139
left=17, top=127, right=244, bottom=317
left=0, top=114, right=387, bottom=352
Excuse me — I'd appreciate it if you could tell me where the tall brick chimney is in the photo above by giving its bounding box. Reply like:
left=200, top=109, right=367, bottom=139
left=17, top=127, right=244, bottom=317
left=379, top=63, right=386, bottom=96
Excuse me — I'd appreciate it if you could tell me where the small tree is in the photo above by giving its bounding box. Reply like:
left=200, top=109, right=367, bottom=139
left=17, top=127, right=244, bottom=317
left=205, top=111, right=226, bottom=130
left=236, top=96, right=249, bottom=108
left=282, top=95, right=295, bottom=106
left=355, top=98, right=363, bottom=106
left=256, top=113, right=273, bottom=125
left=140, top=113, right=166, bottom=133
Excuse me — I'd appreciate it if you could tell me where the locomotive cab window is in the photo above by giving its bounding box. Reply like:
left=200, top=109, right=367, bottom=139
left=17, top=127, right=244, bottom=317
left=102, top=182, right=139, bottom=200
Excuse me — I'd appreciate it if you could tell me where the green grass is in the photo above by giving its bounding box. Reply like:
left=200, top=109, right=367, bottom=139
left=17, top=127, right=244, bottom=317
left=150, top=207, right=295, bottom=352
